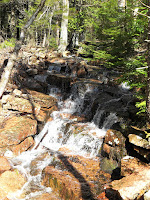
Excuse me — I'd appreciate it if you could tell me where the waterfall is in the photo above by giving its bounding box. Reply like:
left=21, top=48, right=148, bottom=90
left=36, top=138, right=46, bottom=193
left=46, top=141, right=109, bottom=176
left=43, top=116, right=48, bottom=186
left=4, top=84, right=123, bottom=200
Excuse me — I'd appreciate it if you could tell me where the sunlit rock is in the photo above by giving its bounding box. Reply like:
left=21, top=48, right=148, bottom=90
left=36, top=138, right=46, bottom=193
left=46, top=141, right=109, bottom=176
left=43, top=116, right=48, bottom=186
left=121, top=156, right=147, bottom=177
left=2, top=95, right=41, bottom=115
left=106, top=166, right=150, bottom=200
left=10, top=136, right=35, bottom=156
left=0, top=170, right=26, bottom=199
left=128, top=134, right=150, bottom=148
left=144, top=190, right=150, bottom=200
left=97, top=191, right=109, bottom=200
left=27, top=90, right=57, bottom=109
left=0, top=156, right=12, bottom=174
left=32, top=193, right=59, bottom=200
left=42, top=153, right=111, bottom=200
left=49, top=58, right=65, bottom=64
left=0, top=116, right=37, bottom=151
left=1, top=91, right=57, bottom=123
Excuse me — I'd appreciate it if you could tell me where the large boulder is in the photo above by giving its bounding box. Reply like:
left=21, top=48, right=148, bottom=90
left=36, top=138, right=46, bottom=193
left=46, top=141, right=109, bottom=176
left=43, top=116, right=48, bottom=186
left=105, top=157, right=150, bottom=200
left=1, top=90, right=57, bottom=123
left=0, top=116, right=37, bottom=155
left=41, top=152, right=111, bottom=200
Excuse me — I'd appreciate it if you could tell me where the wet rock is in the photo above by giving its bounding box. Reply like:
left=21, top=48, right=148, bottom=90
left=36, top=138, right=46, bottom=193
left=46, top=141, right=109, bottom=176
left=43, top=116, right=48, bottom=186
left=26, top=68, right=38, bottom=76
left=77, top=65, right=87, bottom=78
left=34, top=74, right=48, bottom=84
left=46, top=74, right=71, bottom=92
left=100, top=158, right=118, bottom=175
left=0, top=170, right=26, bottom=199
left=0, top=156, right=12, bottom=173
left=0, top=116, right=37, bottom=154
left=42, top=153, right=111, bottom=200
left=20, top=77, right=47, bottom=93
left=101, top=129, right=127, bottom=177
left=42, top=166, right=82, bottom=200
left=30, top=152, right=51, bottom=176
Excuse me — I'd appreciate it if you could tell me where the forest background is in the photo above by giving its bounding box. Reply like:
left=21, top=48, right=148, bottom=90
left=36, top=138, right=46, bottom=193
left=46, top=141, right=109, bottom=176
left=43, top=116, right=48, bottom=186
left=0, top=0, right=150, bottom=128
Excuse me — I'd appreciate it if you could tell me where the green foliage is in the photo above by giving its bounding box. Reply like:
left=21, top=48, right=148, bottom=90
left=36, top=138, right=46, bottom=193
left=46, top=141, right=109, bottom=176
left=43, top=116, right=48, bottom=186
left=144, top=130, right=150, bottom=139
left=49, top=37, right=57, bottom=49
left=136, top=101, right=146, bottom=115
left=0, top=39, right=15, bottom=49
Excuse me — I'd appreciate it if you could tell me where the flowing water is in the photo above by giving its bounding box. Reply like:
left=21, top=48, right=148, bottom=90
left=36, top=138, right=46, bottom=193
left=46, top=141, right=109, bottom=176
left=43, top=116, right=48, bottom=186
left=4, top=84, right=119, bottom=200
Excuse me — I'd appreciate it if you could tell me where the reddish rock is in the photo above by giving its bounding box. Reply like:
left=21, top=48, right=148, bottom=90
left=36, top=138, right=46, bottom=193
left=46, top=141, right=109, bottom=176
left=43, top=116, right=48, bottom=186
left=1, top=91, right=57, bottom=123
left=121, top=156, right=148, bottom=177
left=2, top=95, right=41, bottom=115
left=0, top=156, right=12, bottom=173
left=104, top=129, right=126, bottom=147
left=0, top=116, right=37, bottom=148
left=10, top=136, right=35, bottom=156
left=42, top=152, right=111, bottom=200
left=34, top=105, right=58, bottom=122
left=102, top=129, right=127, bottom=163
left=42, top=166, right=82, bottom=200
left=27, top=90, right=57, bottom=109
left=103, top=143, right=111, bottom=155
left=101, top=129, right=127, bottom=178
left=97, top=192, right=109, bottom=200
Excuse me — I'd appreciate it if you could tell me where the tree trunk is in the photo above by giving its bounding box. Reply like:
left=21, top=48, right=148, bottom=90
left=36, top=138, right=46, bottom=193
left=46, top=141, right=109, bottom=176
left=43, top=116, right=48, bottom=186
left=118, top=0, right=126, bottom=8
left=58, top=0, right=69, bottom=53
left=42, top=29, right=47, bottom=47
left=0, top=0, right=47, bottom=99
left=20, top=0, right=47, bottom=43
left=56, top=20, right=60, bottom=46
left=147, top=0, right=150, bottom=126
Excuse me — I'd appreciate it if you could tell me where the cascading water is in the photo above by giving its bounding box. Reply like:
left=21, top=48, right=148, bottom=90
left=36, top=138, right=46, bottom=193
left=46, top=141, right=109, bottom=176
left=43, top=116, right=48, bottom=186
left=4, top=83, right=121, bottom=200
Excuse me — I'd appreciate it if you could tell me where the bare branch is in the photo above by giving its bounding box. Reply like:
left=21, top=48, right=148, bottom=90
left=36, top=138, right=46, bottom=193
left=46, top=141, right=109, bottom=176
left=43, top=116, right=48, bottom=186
left=138, top=0, right=150, bottom=9
left=130, top=8, right=150, bottom=18
left=38, top=6, right=48, bottom=20
left=20, top=0, right=47, bottom=42
left=24, top=0, right=47, bottom=29
left=136, top=66, right=148, bottom=70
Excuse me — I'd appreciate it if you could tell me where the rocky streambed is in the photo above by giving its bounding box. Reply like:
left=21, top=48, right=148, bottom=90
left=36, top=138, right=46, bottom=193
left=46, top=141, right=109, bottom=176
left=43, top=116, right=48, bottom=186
left=0, top=46, right=149, bottom=200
